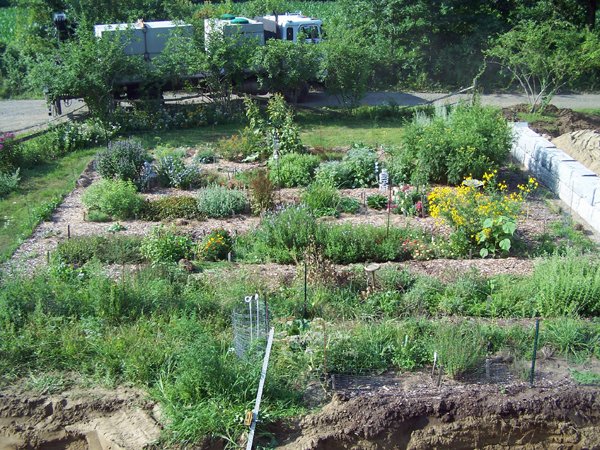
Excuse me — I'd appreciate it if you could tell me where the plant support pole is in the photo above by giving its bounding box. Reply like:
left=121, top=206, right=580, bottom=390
left=530, top=319, right=540, bottom=386
left=246, top=327, right=275, bottom=450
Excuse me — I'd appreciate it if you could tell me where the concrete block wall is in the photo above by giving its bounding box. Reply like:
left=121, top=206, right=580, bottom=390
left=511, top=123, right=600, bottom=233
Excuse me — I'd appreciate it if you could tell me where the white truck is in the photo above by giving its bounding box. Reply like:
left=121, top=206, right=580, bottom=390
left=49, top=12, right=322, bottom=112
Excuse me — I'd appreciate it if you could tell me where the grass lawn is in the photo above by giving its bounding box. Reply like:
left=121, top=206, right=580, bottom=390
left=136, top=113, right=405, bottom=150
left=0, top=148, right=97, bottom=263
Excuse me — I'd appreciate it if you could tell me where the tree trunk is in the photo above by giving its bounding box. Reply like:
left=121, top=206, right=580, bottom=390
left=586, top=0, right=597, bottom=29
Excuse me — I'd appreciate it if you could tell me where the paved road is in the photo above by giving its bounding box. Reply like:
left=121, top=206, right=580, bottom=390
left=3, top=92, right=600, bottom=134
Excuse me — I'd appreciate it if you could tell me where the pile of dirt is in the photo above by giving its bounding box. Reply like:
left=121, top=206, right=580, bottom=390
left=0, top=384, right=161, bottom=449
left=553, top=129, right=600, bottom=175
left=503, top=104, right=600, bottom=137
left=277, top=380, right=600, bottom=449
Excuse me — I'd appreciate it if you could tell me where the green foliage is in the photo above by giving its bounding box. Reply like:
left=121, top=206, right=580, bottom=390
left=3, top=121, right=110, bottom=170
left=268, top=153, right=320, bottom=188
left=301, top=181, right=341, bottom=217
left=321, top=31, right=374, bottom=107
left=216, top=131, right=264, bottom=162
left=543, top=318, right=599, bottom=360
left=82, top=179, right=143, bottom=220
left=428, top=172, right=536, bottom=257
left=0, top=168, right=19, bottom=197
left=338, top=196, right=360, bottom=214
left=367, top=194, right=388, bottom=210
left=96, top=139, right=148, bottom=183
left=56, top=236, right=144, bottom=265
left=237, top=205, right=425, bottom=264
left=249, top=169, right=274, bottom=215
left=140, top=225, right=193, bottom=266
left=487, top=20, right=600, bottom=112
left=434, top=321, right=487, bottom=378
left=198, top=229, right=233, bottom=261
left=155, top=156, right=201, bottom=189
left=252, top=40, right=320, bottom=103
left=197, top=185, right=248, bottom=218
left=29, top=31, right=145, bottom=120
left=141, top=196, right=201, bottom=221
left=315, top=144, right=379, bottom=188
left=242, top=94, right=304, bottom=159
left=396, top=104, right=513, bottom=185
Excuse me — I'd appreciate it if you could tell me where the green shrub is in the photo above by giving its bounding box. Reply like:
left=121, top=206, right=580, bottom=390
left=268, top=153, right=320, bottom=188
left=197, top=186, right=248, bottom=218
left=397, top=104, right=512, bottom=185
left=86, top=210, right=112, bottom=222
left=140, top=225, right=193, bottom=266
left=141, top=196, right=201, bottom=221
left=315, top=144, right=378, bottom=188
left=0, top=168, right=19, bottom=197
left=216, top=131, right=264, bottom=162
left=237, top=206, right=317, bottom=263
left=195, top=147, right=217, bottom=164
left=56, top=236, right=144, bottom=265
left=338, top=196, right=360, bottom=214
left=434, top=321, right=487, bottom=378
left=343, top=144, right=379, bottom=188
left=238, top=206, right=425, bottom=264
left=96, top=139, right=148, bottom=182
left=367, top=194, right=388, bottom=210
left=198, top=229, right=233, bottom=261
left=81, top=179, right=143, bottom=220
left=249, top=169, right=274, bottom=215
left=301, top=182, right=341, bottom=217
left=155, top=156, right=201, bottom=189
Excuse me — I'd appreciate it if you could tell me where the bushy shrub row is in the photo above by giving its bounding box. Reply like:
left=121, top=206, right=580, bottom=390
left=236, top=206, right=427, bottom=264
left=391, top=104, right=513, bottom=185
left=316, top=144, right=379, bottom=188
left=56, top=235, right=144, bottom=265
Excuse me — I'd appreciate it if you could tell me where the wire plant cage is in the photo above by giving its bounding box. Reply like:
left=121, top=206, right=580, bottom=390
left=232, top=294, right=270, bottom=358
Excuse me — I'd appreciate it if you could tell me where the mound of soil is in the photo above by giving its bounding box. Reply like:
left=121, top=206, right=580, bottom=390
left=277, top=379, right=600, bottom=449
left=504, top=104, right=600, bottom=137
left=553, top=130, right=600, bottom=175
left=0, top=384, right=161, bottom=449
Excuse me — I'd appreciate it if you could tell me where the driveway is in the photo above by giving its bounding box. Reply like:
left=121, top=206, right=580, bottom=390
left=3, top=92, right=600, bottom=134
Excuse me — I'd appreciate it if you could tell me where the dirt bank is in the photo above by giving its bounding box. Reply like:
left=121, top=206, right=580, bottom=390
left=0, top=383, right=161, bottom=450
left=277, top=379, right=600, bottom=449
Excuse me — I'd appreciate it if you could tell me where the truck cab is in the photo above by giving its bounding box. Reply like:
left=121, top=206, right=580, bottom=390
left=255, top=12, right=323, bottom=43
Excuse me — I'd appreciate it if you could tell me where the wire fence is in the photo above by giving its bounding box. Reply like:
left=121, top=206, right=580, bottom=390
left=232, top=294, right=271, bottom=358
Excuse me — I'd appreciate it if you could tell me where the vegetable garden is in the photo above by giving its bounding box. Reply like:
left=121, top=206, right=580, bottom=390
left=1, top=96, right=600, bottom=448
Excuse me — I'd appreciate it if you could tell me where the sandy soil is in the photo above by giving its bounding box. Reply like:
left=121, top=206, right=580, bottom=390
left=0, top=381, right=161, bottom=450
left=553, top=129, right=600, bottom=175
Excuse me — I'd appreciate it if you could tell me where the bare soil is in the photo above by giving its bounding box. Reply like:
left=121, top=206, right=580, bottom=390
left=0, top=382, right=161, bottom=450
left=276, top=363, right=600, bottom=450
left=503, top=104, right=600, bottom=138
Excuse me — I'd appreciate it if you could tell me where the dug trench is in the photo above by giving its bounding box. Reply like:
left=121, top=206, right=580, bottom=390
left=274, top=379, right=600, bottom=449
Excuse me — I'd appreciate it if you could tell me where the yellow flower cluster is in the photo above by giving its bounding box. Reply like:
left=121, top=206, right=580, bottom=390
left=428, top=172, right=538, bottom=245
left=204, top=235, right=225, bottom=252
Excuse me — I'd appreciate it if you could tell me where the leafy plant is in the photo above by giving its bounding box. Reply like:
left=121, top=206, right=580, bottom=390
left=434, top=321, right=487, bottom=378
left=155, top=156, right=201, bottom=189
left=56, top=236, right=144, bottom=265
left=315, top=144, right=379, bottom=188
left=268, top=153, right=320, bottom=188
left=367, top=194, right=388, bottom=210
left=140, top=225, right=192, bottom=266
left=96, top=139, right=148, bottom=183
left=198, top=229, right=233, bottom=261
left=81, top=179, right=143, bottom=220
left=197, top=186, right=248, bottom=218
left=397, top=104, right=513, bottom=185
left=0, top=168, right=20, bottom=197
left=428, top=172, right=537, bottom=257
left=301, top=181, right=341, bottom=217
left=141, top=196, right=201, bottom=221
left=338, top=196, right=360, bottom=214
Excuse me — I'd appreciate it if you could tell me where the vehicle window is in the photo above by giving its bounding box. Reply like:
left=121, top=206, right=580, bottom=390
left=299, top=25, right=320, bottom=40
left=286, top=27, right=293, bottom=41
